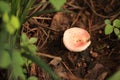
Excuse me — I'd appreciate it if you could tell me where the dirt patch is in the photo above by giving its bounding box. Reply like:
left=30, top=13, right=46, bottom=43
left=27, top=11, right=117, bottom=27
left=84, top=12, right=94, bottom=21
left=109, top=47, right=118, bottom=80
left=22, top=0, right=120, bottom=80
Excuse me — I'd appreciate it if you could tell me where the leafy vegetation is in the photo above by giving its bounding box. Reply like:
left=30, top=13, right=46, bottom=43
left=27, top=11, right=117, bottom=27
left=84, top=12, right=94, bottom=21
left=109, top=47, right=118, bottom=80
left=104, top=19, right=120, bottom=39
left=104, top=19, right=120, bottom=79
left=0, top=0, right=66, bottom=80
left=108, top=71, right=120, bottom=80
left=49, top=0, right=66, bottom=10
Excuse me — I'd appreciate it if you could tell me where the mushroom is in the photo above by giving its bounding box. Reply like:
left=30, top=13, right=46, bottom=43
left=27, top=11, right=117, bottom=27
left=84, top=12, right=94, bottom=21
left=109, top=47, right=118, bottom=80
left=63, top=27, right=91, bottom=52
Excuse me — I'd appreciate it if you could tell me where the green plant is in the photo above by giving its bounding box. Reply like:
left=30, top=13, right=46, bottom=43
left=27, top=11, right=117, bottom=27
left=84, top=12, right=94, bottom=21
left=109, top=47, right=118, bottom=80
left=107, top=71, right=120, bottom=80
left=104, top=19, right=120, bottom=80
left=0, top=0, right=66, bottom=80
left=104, top=19, right=120, bottom=39
left=49, top=0, right=66, bottom=10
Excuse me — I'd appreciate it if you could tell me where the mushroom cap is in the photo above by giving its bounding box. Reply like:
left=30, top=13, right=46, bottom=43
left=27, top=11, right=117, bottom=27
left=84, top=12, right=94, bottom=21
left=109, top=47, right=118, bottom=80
left=63, top=27, right=91, bottom=52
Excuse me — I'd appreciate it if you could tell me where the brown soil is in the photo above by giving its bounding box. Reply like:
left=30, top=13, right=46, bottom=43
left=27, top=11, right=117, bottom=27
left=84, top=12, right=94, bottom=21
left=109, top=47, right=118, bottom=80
left=22, top=0, right=120, bottom=80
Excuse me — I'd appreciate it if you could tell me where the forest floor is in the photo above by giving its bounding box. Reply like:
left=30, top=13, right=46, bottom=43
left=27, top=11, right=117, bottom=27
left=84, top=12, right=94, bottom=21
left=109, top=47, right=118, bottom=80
left=22, top=0, right=120, bottom=80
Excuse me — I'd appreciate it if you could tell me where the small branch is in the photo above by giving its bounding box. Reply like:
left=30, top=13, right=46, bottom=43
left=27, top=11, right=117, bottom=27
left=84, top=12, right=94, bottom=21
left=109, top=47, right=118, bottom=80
left=91, top=11, right=120, bottom=31
left=37, top=52, right=62, bottom=61
left=84, top=0, right=120, bottom=18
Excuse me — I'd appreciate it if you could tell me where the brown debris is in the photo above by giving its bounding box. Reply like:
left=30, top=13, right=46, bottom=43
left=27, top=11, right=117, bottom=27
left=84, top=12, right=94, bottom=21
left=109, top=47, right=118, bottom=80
left=21, top=0, right=120, bottom=80
left=85, top=63, right=108, bottom=80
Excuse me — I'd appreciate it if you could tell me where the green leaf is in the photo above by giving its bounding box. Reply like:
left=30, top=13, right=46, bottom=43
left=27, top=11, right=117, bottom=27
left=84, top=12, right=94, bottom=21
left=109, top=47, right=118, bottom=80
left=0, top=1, right=10, bottom=13
left=20, top=33, right=29, bottom=46
left=11, top=65, right=25, bottom=80
left=0, top=51, right=11, bottom=68
left=29, top=38, right=37, bottom=44
left=114, top=28, right=120, bottom=36
left=6, top=23, right=15, bottom=34
left=11, top=50, right=24, bottom=66
left=113, top=19, right=120, bottom=28
left=28, top=76, right=38, bottom=80
left=104, top=24, right=114, bottom=35
left=10, top=15, right=20, bottom=29
left=49, top=0, right=66, bottom=10
left=3, top=12, right=9, bottom=23
left=104, top=19, right=111, bottom=25
left=21, top=33, right=37, bottom=53
left=21, top=33, right=29, bottom=42
left=108, top=71, right=120, bottom=80
left=117, top=34, right=120, bottom=39
left=10, top=50, right=25, bottom=80
left=5, top=15, right=20, bottom=34
left=28, top=45, right=37, bottom=54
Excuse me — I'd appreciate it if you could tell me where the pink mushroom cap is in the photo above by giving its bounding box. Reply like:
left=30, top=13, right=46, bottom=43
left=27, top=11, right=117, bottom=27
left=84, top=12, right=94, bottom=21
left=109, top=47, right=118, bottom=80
left=63, top=27, right=91, bottom=52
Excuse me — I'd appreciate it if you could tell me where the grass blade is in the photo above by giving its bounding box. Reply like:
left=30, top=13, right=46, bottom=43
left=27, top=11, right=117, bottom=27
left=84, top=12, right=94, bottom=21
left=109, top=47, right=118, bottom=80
left=11, top=0, right=20, bottom=15
left=19, top=0, right=35, bottom=23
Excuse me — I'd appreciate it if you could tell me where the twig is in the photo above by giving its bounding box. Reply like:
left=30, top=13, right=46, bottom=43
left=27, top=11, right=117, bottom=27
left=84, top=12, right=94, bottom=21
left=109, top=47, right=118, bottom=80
left=30, top=1, right=49, bottom=17
left=62, top=61, right=73, bottom=75
left=33, top=16, right=52, bottom=20
left=66, top=3, right=83, bottom=10
left=31, top=18, right=60, bottom=32
left=39, top=30, right=50, bottom=49
left=91, top=11, right=120, bottom=31
left=84, top=0, right=119, bottom=18
left=37, top=52, right=61, bottom=59
left=37, top=52, right=62, bottom=66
